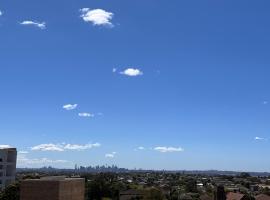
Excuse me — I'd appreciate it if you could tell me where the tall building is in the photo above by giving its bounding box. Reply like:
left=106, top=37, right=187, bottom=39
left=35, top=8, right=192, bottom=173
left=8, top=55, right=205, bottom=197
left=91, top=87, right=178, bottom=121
left=0, top=148, right=17, bottom=191
left=20, top=176, right=85, bottom=200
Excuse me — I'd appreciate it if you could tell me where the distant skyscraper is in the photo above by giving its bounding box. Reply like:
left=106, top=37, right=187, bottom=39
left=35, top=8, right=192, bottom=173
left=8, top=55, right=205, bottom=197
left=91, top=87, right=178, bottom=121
left=0, top=147, right=17, bottom=191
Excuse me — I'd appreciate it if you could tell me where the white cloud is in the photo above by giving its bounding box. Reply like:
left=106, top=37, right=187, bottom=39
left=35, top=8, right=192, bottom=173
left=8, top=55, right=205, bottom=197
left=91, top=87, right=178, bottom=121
left=255, top=137, right=267, bottom=141
left=0, top=145, right=12, bottom=149
left=0, top=11, right=3, bottom=16
left=154, top=146, right=184, bottom=153
left=31, top=143, right=101, bottom=152
left=63, top=104, right=78, bottom=110
left=78, top=113, right=94, bottom=117
left=105, top=152, right=116, bottom=158
left=18, top=151, right=29, bottom=154
left=64, top=143, right=100, bottom=150
left=17, top=154, right=68, bottom=165
left=134, top=146, right=145, bottom=151
left=80, top=8, right=114, bottom=27
left=120, top=68, right=143, bottom=77
left=20, top=21, right=46, bottom=29
left=31, top=144, right=64, bottom=152
left=113, top=68, right=117, bottom=73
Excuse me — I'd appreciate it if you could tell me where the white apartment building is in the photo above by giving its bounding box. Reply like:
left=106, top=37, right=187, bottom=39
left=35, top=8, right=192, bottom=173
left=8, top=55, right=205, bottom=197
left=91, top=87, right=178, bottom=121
left=0, top=148, right=17, bottom=191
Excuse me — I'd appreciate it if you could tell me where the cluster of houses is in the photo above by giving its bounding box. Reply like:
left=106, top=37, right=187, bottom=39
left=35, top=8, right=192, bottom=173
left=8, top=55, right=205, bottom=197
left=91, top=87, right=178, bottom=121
left=13, top=168, right=270, bottom=200
left=114, top=172, right=270, bottom=200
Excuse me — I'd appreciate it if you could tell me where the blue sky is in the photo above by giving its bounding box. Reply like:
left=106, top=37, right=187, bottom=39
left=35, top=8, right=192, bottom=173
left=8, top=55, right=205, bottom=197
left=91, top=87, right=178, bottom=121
left=1, top=0, right=270, bottom=171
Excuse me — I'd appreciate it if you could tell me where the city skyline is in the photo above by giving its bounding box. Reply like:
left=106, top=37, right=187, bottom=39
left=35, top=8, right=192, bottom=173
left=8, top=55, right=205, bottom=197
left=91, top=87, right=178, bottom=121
left=1, top=0, right=270, bottom=172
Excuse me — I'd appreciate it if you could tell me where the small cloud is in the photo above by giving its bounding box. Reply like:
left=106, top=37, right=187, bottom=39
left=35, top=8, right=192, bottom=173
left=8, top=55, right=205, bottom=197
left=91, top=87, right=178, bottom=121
left=18, top=151, right=29, bottom=154
left=64, top=143, right=100, bottom=150
left=0, top=145, right=12, bottom=149
left=105, top=152, right=116, bottom=158
left=80, top=8, right=114, bottom=27
left=120, top=68, right=143, bottom=77
left=78, top=112, right=94, bottom=117
left=20, top=20, right=46, bottom=29
left=154, top=146, right=184, bottom=153
left=31, top=143, right=100, bottom=152
left=63, top=104, right=78, bottom=110
left=112, top=68, right=117, bottom=73
left=0, top=10, right=3, bottom=16
left=254, top=137, right=267, bottom=141
left=135, top=146, right=145, bottom=151
left=97, top=112, right=104, bottom=116
left=31, top=144, right=64, bottom=152
left=263, top=101, right=268, bottom=105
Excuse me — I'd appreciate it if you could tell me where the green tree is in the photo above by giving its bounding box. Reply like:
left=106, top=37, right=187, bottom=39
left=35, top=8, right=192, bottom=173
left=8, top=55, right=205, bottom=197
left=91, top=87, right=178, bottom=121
left=144, top=188, right=164, bottom=200
left=0, top=183, right=20, bottom=200
left=239, top=173, right=251, bottom=178
left=185, top=179, right=198, bottom=193
left=86, top=173, right=125, bottom=200
left=262, top=188, right=270, bottom=196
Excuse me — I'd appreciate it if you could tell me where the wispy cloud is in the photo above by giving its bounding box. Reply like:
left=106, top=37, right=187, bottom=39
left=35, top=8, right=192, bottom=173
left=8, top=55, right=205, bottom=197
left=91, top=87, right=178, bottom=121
left=64, top=143, right=100, bottom=150
left=154, top=146, right=184, bottom=153
left=17, top=154, right=68, bottom=165
left=31, top=144, right=64, bottom=152
left=0, top=10, right=3, bottom=16
left=78, top=113, right=94, bottom=117
left=97, top=112, right=104, bottom=116
left=254, top=137, right=267, bottom=141
left=80, top=8, right=114, bottom=27
left=112, top=68, right=117, bottom=73
left=120, top=68, right=143, bottom=77
left=105, top=152, right=116, bottom=158
left=31, top=143, right=101, bottom=152
left=18, top=151, right=29, bottom=154
left=20, top=21, right=46, bottom=29
left=63, top=104, right=78, bottom=110
left=134, top=146, right=145, bottom=151
left=0, top=145, right=12, bottom=149
left=263, top=101, right=268, bottom=105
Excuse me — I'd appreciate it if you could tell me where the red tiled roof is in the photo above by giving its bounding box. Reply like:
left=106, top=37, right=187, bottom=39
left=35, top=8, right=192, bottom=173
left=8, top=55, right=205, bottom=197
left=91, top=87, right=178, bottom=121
left=256, top=194, right=270, bottom=200
left=227, top=192, right=245, bottom=200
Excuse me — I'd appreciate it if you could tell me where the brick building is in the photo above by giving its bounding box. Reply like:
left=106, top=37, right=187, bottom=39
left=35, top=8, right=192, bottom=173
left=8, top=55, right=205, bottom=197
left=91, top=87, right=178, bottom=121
left=20, top=176, right=85, bottom=200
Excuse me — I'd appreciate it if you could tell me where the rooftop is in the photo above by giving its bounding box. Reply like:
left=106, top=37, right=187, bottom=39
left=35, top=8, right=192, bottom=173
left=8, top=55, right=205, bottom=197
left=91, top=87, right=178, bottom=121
left=0, top=148, right=17, bottom=151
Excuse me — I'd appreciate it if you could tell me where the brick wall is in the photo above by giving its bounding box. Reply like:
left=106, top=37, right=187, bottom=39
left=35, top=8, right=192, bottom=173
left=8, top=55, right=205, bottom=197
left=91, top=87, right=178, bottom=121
left=20, top=179, right=85, bottom=200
